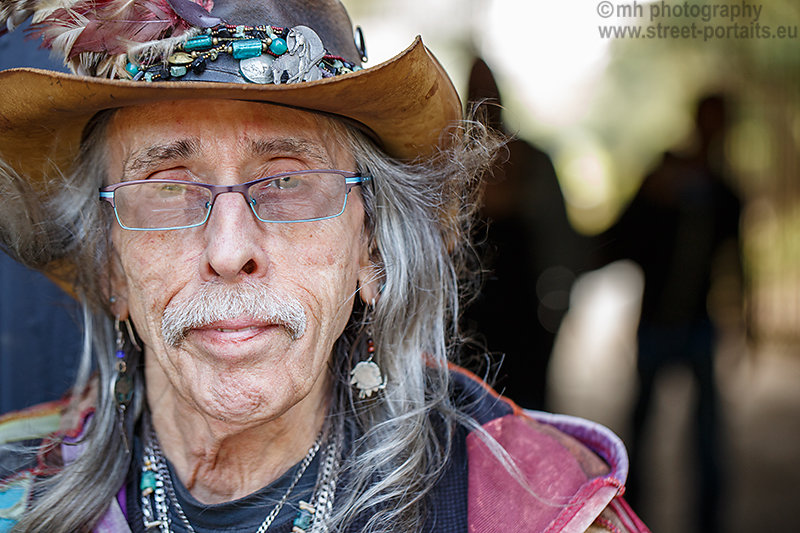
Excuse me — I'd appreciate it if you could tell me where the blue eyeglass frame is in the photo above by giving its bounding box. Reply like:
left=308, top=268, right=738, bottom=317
left=99, top=169, right=371, bottom=231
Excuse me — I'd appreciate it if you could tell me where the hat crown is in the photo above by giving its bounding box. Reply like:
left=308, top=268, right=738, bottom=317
left=208, top=0, right=360, bottom=64
left=16, top=0, right=362, bottom=80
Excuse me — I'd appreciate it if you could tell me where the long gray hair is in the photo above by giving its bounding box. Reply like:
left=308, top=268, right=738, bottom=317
left=0, top=104, right=501, bottom=532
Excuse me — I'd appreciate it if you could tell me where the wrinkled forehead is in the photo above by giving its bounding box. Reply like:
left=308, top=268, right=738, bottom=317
left=104, top=99, right=356, bottom=176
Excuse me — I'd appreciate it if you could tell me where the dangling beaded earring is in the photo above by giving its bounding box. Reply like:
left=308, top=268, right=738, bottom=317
left=350, top=296, right=386, bottom=399
left=113, top=315, right=134, bottom=453
left=114, top=318, right=134, bottom=406
left=350, top=338, right=386, bottom=399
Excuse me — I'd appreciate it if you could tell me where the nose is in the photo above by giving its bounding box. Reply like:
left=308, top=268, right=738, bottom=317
left=201, top=191, right=269, bottom=281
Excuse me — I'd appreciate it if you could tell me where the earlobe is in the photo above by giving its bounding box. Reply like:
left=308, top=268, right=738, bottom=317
left=357, top=259, right=383, bottom=307
left=107, top=248, right=130, bottom=320
left=357, top=231, right=383, bottom=306
left=109, top=294, right=130, bottom=321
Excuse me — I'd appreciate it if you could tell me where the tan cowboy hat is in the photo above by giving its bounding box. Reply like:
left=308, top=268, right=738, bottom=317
left=0, top=0, right=461, bottom=189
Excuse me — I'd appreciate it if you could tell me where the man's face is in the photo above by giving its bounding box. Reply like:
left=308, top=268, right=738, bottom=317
left=107, top=100, right=369, bottom=425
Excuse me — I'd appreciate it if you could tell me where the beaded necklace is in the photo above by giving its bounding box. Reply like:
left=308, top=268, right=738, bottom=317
left=140, top=421, right=341, bottom=533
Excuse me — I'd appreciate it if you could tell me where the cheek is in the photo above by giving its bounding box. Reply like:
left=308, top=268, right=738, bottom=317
left=293, top=245, right=357, bottom=298
left=115, top=233, right=195, bottom=334
left=290, top=229, right=363, bottom=312
left=119, top=234, right=169, bottom=292
left=322, top=249, right=337, bottom=266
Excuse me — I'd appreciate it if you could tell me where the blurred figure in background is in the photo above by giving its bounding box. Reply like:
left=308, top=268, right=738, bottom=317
left=462, top=57, right=586, bottom=409
left=600, top=94, right=742, bottom=532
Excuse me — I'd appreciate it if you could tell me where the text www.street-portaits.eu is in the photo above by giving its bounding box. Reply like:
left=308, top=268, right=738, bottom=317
left=596, top=1, right=797, bottom=41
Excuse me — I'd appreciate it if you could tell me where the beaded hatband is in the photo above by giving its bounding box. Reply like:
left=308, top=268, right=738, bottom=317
left=126, top=23, right=362, bottom=85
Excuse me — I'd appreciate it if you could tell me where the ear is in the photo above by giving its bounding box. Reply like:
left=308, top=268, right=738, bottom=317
left=357, top=264, right=381, bottom=307
left=357, top=239, right=382, bottom=307
left=109, top=292, right=130, bottom=322
left=107, top=247, right=130, bottom=321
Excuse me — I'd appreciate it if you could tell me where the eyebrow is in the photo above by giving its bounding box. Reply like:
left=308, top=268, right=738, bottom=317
left=123, top=138, right=202, bottom=177
left=121, top=136, right=333, bottom=178
left=249, top=138, right=331, bottom=167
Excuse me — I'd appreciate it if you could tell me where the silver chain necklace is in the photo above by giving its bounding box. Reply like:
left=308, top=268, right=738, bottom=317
left=140, top=421, right=338, bottom=533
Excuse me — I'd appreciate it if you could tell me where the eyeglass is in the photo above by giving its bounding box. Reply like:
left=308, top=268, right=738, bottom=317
left=99, top=169, right=370, bottom=231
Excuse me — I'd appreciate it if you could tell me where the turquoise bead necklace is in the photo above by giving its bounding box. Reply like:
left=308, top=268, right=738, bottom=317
left=140, top=420, right=340, bottom=533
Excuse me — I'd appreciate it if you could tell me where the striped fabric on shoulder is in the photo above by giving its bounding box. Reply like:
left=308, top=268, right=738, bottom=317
left=0, top=401, right=66, bottom=446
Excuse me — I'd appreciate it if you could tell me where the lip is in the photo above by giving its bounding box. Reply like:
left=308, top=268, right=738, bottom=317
left=188, top=319, right=282, bottom=345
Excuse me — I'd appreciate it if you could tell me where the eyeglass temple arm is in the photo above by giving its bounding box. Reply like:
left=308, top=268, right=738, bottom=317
left=99, top=191, right=115, bottom=206
left=346, top=175, right=371, bottom=190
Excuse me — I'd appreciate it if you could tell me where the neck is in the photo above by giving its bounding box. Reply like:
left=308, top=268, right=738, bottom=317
left=146, top=372, right=330, bottom=504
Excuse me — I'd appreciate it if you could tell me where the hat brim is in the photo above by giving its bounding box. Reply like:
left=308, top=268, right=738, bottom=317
left=0, top=37, right=461, bottom=188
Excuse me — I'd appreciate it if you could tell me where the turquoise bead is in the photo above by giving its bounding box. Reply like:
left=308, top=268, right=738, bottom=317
left=184, top=35, right=214, bottom=51
left=124, top=62, right=139, bottom=77
left=293, top=509, right=313, bottom=530
left=114, top=374, right=133, bottom=404
left=140, top=470, right=156, bottom=491
left=169, top=65, right=187, bottom=77
left=231, top=39, right=263, bottom=59
left=269, top=38, right=288, bottom=55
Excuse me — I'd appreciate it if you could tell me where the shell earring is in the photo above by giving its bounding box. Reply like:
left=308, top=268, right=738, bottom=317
left=350, top=338, right=386, bottom=399
left=351, top=283, right=386, bottom=398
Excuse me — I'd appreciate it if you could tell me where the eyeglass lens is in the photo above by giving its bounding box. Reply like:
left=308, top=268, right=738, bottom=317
left=112, top=171, right=349, bottom=230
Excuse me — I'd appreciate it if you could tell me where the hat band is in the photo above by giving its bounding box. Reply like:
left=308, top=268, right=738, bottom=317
left=126, top=23, right=361, bottom=85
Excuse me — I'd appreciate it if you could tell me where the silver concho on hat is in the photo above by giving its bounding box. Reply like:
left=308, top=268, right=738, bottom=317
left=239, top=55, right=276, bottom=84
left=270, top=26, right=325, bottom=84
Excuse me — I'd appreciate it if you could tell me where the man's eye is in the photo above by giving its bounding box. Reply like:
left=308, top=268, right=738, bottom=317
left=274, top=176, right=301, bottom=189
left=157, top=183, right=187, bottom=195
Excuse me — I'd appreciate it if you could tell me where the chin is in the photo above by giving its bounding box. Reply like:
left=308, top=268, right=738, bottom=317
left=187, top=367, right=307, bottom=425
left=195, top=381, right=278, bottom=424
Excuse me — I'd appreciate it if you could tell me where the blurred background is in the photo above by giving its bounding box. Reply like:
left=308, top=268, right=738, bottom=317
left=1, top=0, right=798, bottom=531
left=342, top=0, right=798, bottom=531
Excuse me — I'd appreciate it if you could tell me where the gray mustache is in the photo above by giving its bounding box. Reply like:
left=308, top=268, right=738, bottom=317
left=161, top=281, right=307, bottom=346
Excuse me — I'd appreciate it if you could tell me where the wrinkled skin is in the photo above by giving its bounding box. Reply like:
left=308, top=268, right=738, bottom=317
left=107, top=100, right=378, bottom=503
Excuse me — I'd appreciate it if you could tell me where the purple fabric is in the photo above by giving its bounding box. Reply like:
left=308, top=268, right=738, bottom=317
left=59, top=442, right=83, bottom=465
left=92, top=500, right=131, bottom=533
left=525, top=410, right=630, bottom=485
left=117, top=485, right=127, bottom=519
left=60, top=431, right=87, bottom=465
left=59, top=418, right=131, bottom=532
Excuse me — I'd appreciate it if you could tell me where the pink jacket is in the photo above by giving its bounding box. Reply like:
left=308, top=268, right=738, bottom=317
left=453, top=365, right=649, bottom=533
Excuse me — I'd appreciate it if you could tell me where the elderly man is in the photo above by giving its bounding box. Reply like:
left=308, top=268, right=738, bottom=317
left=0, top=1, right=647, bottom=532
